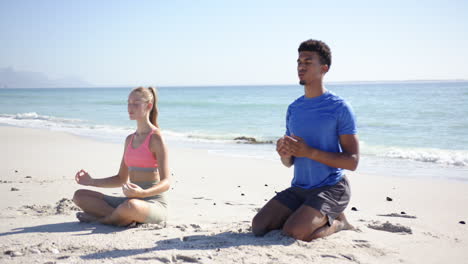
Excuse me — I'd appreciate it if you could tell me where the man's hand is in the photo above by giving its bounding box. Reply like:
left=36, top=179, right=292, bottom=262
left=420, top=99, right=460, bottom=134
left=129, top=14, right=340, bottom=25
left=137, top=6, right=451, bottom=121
left=75, top=169, right=95, bottom=186
left=283, top=135, right=314, bottom=158
left=276, top=136, right=293, bottom=158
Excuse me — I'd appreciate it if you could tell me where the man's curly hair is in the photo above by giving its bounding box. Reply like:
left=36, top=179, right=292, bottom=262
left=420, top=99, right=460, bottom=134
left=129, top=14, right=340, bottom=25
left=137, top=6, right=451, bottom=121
left=298, top=39, right=332, bottom=69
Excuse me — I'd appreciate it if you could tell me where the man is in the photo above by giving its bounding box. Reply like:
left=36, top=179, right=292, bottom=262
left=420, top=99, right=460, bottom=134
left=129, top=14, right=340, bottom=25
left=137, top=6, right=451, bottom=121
left=252, top=39, right=359, bottom=242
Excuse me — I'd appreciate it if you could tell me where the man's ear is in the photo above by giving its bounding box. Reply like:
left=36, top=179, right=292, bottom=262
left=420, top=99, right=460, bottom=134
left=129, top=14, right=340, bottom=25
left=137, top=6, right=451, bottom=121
left=321, top=64, right=329, bottom=74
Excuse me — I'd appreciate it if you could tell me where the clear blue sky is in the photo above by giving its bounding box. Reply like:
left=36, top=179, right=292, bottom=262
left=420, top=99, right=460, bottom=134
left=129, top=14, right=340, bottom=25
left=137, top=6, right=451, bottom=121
left=1, top=0, right=467, bottom=86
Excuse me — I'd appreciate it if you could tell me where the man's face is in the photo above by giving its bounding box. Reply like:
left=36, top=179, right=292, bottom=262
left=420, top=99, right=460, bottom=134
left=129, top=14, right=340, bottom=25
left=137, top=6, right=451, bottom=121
left=297, top=51, right=328, bottom=85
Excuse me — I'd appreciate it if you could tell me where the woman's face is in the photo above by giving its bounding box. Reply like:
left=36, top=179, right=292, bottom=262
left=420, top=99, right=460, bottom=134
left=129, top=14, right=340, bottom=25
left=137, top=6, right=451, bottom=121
left=127, top=92, right=149, bottom=120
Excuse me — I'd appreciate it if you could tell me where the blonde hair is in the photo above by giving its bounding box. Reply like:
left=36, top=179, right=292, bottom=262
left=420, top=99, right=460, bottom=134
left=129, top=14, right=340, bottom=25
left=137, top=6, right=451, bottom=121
left=131, top=86, right=159, bottom=127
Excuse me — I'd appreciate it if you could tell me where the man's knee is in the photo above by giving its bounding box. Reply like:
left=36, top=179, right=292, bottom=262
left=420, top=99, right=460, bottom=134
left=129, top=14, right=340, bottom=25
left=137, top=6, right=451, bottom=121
left=282, top=222, right=310, bottom=241
left=251, top=213, right=269, bottom=236
left=282, top=216, right=328, bottom=241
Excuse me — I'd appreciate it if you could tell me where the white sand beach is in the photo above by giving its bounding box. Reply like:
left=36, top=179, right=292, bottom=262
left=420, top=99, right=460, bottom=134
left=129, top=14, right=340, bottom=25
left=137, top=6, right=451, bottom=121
left=1, top=126, right=467, bottom=264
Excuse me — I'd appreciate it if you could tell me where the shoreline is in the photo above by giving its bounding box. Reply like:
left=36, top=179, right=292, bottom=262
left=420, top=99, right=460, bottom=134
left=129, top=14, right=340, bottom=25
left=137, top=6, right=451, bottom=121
left=1, top=126, right=467, bottom=263
left=1, top=122, right=467, bottom=182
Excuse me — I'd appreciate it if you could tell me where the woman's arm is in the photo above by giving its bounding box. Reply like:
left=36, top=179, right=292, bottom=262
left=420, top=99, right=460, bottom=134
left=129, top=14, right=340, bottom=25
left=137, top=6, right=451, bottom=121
left=90, top=157, right=129, bottom=187
left=75, top=136, right=130, bottom=188
left=140, top=131, right=170, bottom=196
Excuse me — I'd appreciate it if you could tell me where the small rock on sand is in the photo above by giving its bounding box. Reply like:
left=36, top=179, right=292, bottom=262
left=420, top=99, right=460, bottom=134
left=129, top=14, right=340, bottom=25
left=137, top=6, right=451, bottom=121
left=386, top=197, right=393, bottom=201
left=11, top=187, right=19, bottom=191
left=459, top=221, right=466, bottom=225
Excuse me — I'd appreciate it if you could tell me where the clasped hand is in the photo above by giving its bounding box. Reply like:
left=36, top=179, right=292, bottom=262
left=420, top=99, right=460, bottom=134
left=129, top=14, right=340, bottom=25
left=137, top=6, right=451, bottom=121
left=276, top=134, right=312, bottom=158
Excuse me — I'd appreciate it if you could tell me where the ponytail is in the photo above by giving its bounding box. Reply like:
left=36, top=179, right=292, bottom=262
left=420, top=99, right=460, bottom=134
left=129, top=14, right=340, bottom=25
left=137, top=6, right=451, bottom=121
left=148, top=87, right=159, bottom=128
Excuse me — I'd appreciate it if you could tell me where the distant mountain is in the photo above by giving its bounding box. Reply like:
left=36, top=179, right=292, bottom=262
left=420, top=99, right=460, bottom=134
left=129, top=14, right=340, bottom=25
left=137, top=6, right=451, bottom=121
left=0, top=67, right=92, bottom=88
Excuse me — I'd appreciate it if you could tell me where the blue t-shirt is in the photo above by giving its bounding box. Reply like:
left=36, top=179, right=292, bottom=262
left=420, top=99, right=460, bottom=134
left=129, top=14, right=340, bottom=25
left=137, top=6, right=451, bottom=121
left=286, top=90, right=357, bottom=189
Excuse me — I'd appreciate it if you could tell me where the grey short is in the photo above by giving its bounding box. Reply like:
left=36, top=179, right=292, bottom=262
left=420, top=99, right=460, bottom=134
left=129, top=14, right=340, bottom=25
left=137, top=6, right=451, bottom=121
left=273, top=175, right=351, bottom=226
left=102, top=181, right=168, bottom=224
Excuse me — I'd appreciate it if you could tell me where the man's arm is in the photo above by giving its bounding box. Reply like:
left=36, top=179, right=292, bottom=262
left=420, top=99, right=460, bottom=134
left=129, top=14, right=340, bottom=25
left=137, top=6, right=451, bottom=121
left=284, top=134, right=359, bottom=171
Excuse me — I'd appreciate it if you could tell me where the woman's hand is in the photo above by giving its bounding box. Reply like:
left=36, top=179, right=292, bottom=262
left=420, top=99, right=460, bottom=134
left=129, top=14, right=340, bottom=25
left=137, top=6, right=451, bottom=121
left=75, top=169, right=95, bottom=186
left=122, top=182, right=146, bottom=198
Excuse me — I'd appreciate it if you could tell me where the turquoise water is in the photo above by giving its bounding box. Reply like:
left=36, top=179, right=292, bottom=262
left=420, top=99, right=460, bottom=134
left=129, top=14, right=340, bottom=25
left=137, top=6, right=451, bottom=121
left=1, top=81, right=467, bottom=179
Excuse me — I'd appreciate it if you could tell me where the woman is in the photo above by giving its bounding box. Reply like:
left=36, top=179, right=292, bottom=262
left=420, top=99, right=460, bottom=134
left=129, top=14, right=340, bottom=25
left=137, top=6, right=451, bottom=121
left=73, top=86, right=170, bottom=226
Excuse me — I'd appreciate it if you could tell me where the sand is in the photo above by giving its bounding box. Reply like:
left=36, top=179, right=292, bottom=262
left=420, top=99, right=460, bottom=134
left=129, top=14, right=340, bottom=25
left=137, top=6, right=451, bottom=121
left=1, top=126, right=467, bottom=263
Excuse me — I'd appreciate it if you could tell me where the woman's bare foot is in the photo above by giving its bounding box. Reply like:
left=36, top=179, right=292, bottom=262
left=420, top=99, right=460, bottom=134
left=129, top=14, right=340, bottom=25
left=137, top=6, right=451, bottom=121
left=76, top=212, right=99, bottom=223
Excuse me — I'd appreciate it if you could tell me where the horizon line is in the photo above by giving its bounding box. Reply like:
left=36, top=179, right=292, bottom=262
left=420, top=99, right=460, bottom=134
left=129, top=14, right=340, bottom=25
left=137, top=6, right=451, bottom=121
left=1, top=78, right=467, bottom=89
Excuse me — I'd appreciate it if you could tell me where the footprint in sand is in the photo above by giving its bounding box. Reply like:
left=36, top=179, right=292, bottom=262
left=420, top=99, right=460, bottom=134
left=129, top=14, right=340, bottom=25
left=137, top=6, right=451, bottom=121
left=377, top=213, right=416, bottom=219
left=20, top=198, right=80, bottom=216
left=353, top=239, right=371, bottom=248
left=367, top=221, right=412, bottom=234
left=192, top=197, right=212, bottom=201
left=4, top=250, right=23, bottom=257
left=173, top=254, right=201, bottom=263
left=175, top=224, right=187, bottom=230
left=340, top=254, right=358, bottom=261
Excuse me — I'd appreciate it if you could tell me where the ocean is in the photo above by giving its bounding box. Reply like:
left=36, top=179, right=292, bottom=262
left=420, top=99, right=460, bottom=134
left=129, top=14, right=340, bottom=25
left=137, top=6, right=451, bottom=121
left=1, top=81, right=467, bottom=181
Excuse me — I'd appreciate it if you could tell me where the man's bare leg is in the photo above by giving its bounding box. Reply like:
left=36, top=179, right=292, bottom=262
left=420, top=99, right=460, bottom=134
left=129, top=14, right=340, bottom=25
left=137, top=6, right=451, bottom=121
left=252, top=199, right=293, bottom=236
left=309, top=212, right=354, bottom=240
left=282, top=205, right=331, bottom=242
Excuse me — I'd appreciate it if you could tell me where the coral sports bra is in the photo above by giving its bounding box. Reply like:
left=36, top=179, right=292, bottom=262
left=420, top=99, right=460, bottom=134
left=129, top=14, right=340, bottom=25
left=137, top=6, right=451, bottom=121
left=124, top=129, right=158, bottom=171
